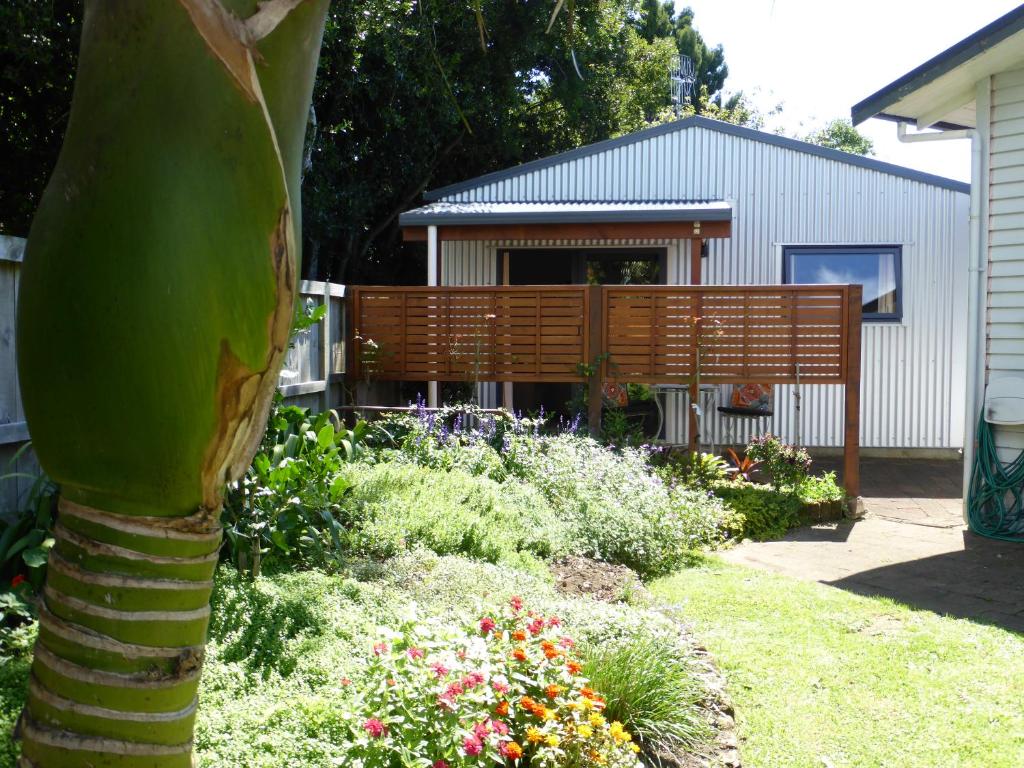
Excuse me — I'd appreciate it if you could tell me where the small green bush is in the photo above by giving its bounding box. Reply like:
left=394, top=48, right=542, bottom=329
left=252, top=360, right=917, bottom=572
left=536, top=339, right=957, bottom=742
left=797, top=472, right=846, bottom=505
left=746, top=434, right=812, bottom=489
left=339, top=463, right=570, bottom=570
left=712, top=482, right=802, bottom=540
left=582, top=633, right=710, bottom=764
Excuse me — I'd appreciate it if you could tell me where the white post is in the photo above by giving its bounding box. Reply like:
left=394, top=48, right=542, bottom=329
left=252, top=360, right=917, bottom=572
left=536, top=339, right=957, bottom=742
left=427, top=225, right=439, bottom=408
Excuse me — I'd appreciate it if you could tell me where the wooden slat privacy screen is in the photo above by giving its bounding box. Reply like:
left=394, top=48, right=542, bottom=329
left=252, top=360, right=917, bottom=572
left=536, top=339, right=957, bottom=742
left=351, top=286, right=590, bottom=382
left=350, top=284, right=859, bottom=386
left=603, top=285, right=849, bottom=384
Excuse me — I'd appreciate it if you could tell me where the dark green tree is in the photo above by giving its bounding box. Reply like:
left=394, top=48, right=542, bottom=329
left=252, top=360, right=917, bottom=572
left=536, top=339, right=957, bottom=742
left=635, top=1, right=728, bottom=107
left=803, top=118, right=874, bottom=155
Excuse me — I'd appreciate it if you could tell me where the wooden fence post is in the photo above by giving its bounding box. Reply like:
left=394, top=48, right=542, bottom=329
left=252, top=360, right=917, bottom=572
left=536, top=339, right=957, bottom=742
left=587, top=285, right=603, bottom=437
left=844, top=285, right=862, bottom=500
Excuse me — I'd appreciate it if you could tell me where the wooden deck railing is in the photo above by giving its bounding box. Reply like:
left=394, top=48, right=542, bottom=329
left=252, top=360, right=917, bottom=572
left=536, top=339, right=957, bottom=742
left=349, top=283, right=863, bottom=496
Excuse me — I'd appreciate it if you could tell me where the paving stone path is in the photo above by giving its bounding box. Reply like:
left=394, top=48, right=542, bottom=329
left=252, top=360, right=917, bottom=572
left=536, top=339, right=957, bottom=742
left=721, top=458, right=1024, bottom=633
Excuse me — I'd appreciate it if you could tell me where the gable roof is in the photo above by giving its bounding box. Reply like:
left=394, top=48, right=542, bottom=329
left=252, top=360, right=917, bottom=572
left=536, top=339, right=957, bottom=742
left=851, top=5, right=1024, bottom=130
left=398, top=200, right=731, bottom=227
left=423, top=115, right=970, bottom=201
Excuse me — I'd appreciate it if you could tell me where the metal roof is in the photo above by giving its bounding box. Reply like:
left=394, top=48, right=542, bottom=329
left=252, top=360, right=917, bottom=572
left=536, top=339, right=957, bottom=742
left=422, top=115, right=970, bottom=201
left=398, top=200, right=733, bottom=227
left=851, top=4, right=1024, bottom=129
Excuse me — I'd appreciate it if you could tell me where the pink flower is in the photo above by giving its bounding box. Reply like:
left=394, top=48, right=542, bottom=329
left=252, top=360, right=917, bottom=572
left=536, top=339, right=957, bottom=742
left=492, top=679, right=510, bottom=695
left=363, top=718, right=387, bottom=738
left=490, top=719, right=509, bottom=736
left=558, top=636, right=575, bottom=649
left=407, top=647, right=425, bottom=660
left=463, top=735, right=483, bottom=756
left=340, top=677, right=352, bottom=686
left=462, top=671, right=485, bottom=688
left=433, top=762, right=449, bottom=768
left=473, top=721, right=491, bottom=740
left=527, top=618, right=545, bottom=636
left=479, top=616, right=497, bottom=634
left=430, top=662, right=450, bottom=679
left=457, top=648, right=467, bottom=661
left=373, top=642, right=389, bottom=656
left=443, top=681, right=464, bottom=700
left=547, top=615, right=561, bottom=627
left=509, top=595, right=523, bottom=612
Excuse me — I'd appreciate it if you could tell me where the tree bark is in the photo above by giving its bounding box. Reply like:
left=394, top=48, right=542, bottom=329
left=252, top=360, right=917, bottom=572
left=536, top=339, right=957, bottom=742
left=14, top=1, right=328, bottom=765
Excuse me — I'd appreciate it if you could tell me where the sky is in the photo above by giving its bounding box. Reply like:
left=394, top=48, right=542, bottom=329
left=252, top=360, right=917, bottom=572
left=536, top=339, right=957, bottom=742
left=675, top=0, right=1023, bottom=182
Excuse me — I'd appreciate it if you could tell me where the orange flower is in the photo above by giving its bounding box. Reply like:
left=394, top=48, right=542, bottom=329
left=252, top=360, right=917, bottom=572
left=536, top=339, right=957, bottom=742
left=512, top=647, right=528, bottom=662
left=495, top=700, right=509, bottom=717
left=520, top=695, right=537, bottom=710
left=512, top=630, right=527, bottom=642
left=543, top=647, right=560, bottom=660
left=579, top=687, right=598, bottom=700
left=544, top=684, right=562, bottom=699
left=501, top=742, right=524, bottom=760
left=566, top=660, right=582, bottom=675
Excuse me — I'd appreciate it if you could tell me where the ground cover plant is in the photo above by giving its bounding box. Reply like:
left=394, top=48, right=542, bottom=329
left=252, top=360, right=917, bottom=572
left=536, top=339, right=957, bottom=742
left=0, top=552, right=713, bottom=768
left=653, top=555, right=1024, bottom=767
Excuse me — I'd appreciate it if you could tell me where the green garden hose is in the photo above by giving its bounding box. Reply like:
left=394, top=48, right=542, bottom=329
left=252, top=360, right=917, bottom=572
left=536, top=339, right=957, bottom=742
left=968, top=414, right=1024, bottom=542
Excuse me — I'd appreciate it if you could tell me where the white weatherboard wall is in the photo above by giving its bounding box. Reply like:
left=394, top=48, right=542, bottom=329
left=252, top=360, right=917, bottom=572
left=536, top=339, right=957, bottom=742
left=984, top=68, right=1024, bottom=460
left=440, top=122, right=970, bottom=450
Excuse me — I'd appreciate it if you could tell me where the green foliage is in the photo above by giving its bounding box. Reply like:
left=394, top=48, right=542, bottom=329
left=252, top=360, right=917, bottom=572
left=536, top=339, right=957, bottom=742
left=803, top=118, right=874, bottom=156
left=712, top=482, right=802, bottom=541
left=600, top=407, right=646, bottom=448
left=221, top=404, right=368, bottom=577
left=339, top=462, right=569, bottom=573
left=797, top=471, right=846, bottom=505
left=654, top=450, right=730, bottom=490
left=582, top=633, right=709, bottom=764
left=746, top=434, right=812, bottom=490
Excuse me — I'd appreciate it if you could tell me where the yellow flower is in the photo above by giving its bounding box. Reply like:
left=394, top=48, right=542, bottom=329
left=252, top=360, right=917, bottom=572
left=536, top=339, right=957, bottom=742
left=588, top=713, right=605, bottom=727
left=542, top=707, right=556, bottom=721
left=630, top=743, right=641, bottom=753
left=609, top=721, right=631, bottom=743
left=545, top=734, right=560, bottom=747
left=578, top=697, right=593, bottom=711
left=526, top=727, right=544, bottom=744
left=577, top=724, right=594, bottom=738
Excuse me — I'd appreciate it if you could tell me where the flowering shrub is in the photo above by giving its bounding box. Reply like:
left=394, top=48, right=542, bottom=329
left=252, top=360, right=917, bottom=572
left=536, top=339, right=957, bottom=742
left=346, top=597, right=643, bottom=767
left=745, top=434, right=812, bottom=490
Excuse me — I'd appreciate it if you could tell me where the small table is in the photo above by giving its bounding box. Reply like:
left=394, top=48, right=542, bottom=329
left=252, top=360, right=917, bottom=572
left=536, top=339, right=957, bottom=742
left=650, top=383, right=719, bottom=446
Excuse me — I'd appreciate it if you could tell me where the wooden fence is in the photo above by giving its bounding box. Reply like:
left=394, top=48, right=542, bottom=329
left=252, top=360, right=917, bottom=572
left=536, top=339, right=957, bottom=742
left=0, top=235, right=346, bottom=518
left=350, top=283, right=863, bottom=495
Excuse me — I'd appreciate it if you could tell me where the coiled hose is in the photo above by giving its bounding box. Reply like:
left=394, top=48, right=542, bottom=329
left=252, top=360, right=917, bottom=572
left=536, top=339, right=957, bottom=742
left=968, top=414, right=1024, bottom=542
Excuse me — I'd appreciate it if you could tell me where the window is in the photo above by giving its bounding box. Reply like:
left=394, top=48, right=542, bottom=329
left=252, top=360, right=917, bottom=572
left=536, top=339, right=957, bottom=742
left=782, top=246, right=903, bottom=322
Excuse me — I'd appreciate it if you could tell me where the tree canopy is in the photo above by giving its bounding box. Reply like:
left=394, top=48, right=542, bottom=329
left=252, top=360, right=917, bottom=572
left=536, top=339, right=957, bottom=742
left=1, top=1, right=731, bottom=283
left=802, top=118, right=874, bottom=156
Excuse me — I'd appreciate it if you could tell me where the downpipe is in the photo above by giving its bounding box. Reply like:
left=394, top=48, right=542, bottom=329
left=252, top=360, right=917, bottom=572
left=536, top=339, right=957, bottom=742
left=896, top=122, right=983, bottom=518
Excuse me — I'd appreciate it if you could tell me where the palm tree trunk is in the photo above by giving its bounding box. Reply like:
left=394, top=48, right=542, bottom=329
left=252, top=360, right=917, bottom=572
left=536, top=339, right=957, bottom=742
left=14, top=1, right=328, bottom=765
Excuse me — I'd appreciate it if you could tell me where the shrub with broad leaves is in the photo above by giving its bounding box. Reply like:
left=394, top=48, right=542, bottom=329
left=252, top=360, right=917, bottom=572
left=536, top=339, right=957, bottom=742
left=346, top=597, right=642, bottom=767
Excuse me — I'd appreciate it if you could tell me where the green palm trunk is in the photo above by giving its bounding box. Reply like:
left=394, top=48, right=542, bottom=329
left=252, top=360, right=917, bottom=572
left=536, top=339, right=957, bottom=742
left=15, top=1, right=328, bottom=765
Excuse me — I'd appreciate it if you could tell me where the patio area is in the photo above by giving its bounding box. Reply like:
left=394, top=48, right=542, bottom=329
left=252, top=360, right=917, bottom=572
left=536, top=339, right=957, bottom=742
left=722, top=458, right=1024, bottom=633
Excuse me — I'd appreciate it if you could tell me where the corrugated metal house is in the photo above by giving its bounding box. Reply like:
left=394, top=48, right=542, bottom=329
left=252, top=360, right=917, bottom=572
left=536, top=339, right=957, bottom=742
left=852, top=4, right=1024, bottom=494
left=400, top=115, right=970, bottom=452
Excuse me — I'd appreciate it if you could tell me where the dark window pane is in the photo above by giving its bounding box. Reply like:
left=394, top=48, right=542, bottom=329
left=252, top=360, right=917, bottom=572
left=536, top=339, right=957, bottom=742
left=784, top=248, right=900, bottom=320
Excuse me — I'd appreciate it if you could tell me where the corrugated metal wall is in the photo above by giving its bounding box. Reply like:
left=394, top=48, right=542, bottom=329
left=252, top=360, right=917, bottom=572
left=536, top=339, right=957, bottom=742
left=985, top=69, right=1024, bottom=459
left=441, top=123, right=970, bottom=450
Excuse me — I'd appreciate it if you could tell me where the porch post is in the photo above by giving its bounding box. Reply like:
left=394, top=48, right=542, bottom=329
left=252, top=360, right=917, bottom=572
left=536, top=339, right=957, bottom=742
left=688, top=236, right=702, bottom=452
left=501, top=249, right=513, bottom=410
left=844, top=285, right=863, bottom=502
left=427, top=225, right=439, bottom=408
left=587, top=284, right=603, bottom=437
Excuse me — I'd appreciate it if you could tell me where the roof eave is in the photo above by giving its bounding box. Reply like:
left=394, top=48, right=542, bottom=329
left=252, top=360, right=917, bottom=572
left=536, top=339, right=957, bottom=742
left=851, top=5, right=1024, bottom=127
left=398, top=205, right=733, bottom=228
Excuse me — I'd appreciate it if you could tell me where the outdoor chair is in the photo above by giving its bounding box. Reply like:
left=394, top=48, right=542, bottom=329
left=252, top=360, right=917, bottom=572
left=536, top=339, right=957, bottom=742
left=718, top=383, right=773, bottom=447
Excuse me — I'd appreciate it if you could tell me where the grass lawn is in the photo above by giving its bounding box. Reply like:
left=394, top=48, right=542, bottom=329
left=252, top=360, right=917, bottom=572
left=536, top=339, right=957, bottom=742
left=652, top=555, right=1024, bottom=768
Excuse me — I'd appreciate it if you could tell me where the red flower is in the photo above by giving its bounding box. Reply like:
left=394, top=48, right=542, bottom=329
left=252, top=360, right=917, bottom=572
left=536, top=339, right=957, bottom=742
left=500, top=741, right=524, bottom=760
left=372, top=642, right=389, bottom=656
left=433, top=762, right=449, bottom=768
left=341, top=677, right=353, bottom=686
left=527, top=618, right=545, bottom=636
left=509, top=595, right=523, bottom=612
left=430, top=662, right=450, bottom=679
left=10, top=574, right=26, bottom=589
left=363, top=718, right=387, bottom=738
left=463, top=735, right=483, bottom=756
left=479, top=616, right=496, bottom=634
left=407, top=647, right=425, bottom=660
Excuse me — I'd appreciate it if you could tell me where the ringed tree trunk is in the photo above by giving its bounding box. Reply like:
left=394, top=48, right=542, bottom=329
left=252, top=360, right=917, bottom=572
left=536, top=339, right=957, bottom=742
left=15, top=1, right=328, bottom=765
